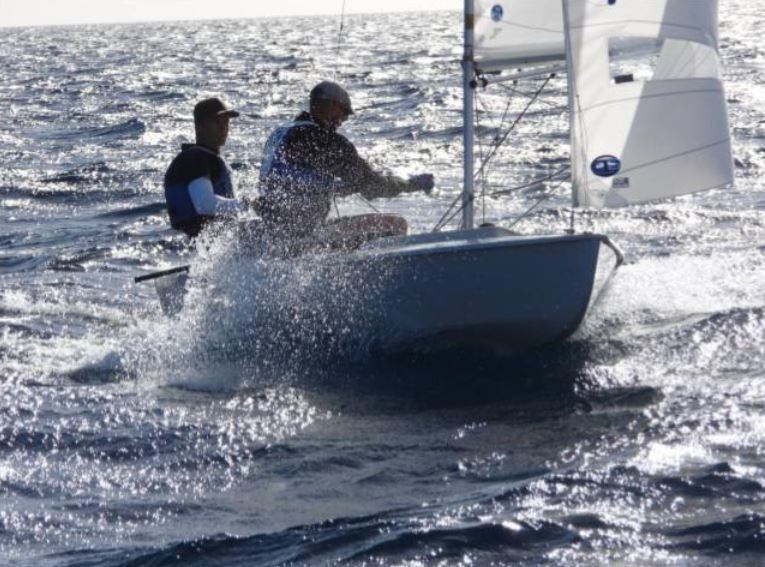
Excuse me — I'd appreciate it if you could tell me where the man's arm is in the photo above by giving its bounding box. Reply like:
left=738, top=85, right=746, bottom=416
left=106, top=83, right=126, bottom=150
left=188, top=177, right=249, bottom=217
left=329, top=135, right=431, bottom=199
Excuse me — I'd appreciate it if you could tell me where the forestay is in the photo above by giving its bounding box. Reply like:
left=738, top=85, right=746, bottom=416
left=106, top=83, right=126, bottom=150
left=565, top=0, right=733, bottom=208
left=474, top=0, right=565, bottom=72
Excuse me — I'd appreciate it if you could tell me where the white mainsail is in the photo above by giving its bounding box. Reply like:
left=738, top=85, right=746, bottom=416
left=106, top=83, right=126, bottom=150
left=474, top=0, right=565, bottom=72
left=564, top=0, right=734, bottom=208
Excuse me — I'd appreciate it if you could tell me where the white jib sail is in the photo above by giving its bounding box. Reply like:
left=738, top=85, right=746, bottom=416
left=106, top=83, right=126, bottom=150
left=474, top=0, right=566, bottom=72
left=565, top=0, right=734, bottom=208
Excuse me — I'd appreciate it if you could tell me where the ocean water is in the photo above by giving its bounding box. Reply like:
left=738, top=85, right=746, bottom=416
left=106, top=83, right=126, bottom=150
left=1, top=5, right=764, bottom=566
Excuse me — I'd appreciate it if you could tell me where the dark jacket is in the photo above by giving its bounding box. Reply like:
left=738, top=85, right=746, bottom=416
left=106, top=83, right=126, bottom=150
left=258, top=112, right=410, bottom=235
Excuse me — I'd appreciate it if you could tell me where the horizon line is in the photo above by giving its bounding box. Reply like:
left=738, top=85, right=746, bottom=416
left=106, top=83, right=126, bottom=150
left=0, top=8, right=458, bottom=31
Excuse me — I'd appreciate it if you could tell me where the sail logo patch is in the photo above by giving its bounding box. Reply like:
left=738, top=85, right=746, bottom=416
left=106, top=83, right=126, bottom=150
left=491, top=4, right=504, bottom=22
left=613, top=177, right=630, bottom=189
left=591, top=155, right=622, bottom=177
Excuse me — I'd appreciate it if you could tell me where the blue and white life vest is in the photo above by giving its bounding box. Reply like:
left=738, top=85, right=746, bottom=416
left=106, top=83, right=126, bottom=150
left=259, top=121, right=336, bottom=198
left=164, top=145, right=236, bottom=233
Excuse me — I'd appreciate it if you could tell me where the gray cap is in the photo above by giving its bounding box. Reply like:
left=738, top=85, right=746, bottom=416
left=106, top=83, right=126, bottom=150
left=310, top=81, right=354, bottom=115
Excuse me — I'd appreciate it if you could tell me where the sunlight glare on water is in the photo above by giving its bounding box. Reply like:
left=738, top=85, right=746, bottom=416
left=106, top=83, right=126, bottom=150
left=0, top=1, right=764, bottom=564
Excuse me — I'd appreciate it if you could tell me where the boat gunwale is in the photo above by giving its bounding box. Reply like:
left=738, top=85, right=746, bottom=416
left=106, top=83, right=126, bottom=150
left=350, top=231, right=617, bottom=261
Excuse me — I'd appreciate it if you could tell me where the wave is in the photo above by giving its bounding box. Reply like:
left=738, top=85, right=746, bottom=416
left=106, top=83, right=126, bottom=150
left=42, top=162, right=112, bottom=185
left=0, top=254, right=49, bottom=273
left=95, top=202, right=167, bottom=220
left=77, top=516, right=578, bottom=567
left=665, top=513, right=765, bottom=555
left=34, top=118, right=146, bottom=143
left=654, top=462, right=764, bottom=501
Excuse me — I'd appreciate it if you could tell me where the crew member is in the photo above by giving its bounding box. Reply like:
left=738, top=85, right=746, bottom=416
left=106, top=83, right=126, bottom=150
left=258, top=81, right=434, bottom=244
left=164, top=97, right=250, bottom=237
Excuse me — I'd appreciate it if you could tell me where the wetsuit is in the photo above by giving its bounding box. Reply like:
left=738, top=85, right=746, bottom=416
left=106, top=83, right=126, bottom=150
left=259, top=112, right=412, bottom=236
left=164, top=144, right=246, bottom=237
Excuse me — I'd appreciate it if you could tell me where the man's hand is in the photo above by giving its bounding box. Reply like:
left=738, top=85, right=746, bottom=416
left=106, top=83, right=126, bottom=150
left=408, top=173, right=435, bottom=193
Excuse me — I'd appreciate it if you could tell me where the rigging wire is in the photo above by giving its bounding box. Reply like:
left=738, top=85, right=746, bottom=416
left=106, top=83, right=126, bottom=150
left=332, top=0, right=382, bottom=218
left=474, top=88, right=487, bottom=225
left=431, top=167, right=570, bottom=233
left=506, top=175, right=569, bottom=231
left=506, top=193, right=555, bottom=230
left=435, top=194, right=468, bottom=232
left=432, top=192, right=464, bottom=232
left=335, top=0, right=348, bottom=72
left=355, top=193, right=381, bottom=213
left=493, top=83, right=518, bottom=138
left=488, top=166, right=570, bottom=198
left=430, top=75, right=566, bottom=232
left=473, top=74, right=522, bottom=224
left=472, top=74, right=553, bottom=183
left=495, top=82, right=563, bottom=109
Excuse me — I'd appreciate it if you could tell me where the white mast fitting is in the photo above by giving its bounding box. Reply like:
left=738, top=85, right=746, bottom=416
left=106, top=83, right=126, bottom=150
left=462, top=0, right=476, bottom=230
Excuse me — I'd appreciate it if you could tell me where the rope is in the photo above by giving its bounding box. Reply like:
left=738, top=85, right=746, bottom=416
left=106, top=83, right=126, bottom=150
left=431, top=167, right=569, bottom=233
left=437, top=196, right=469, bottom=232
left=488, top=166, right=570, bottom=197
left=506, top=194, right=554, bottom=230
left=496, top=82, right=563, bottom=109
left=355, top=193, right=381, bottom=213
left=336, top=0, right=347, bottom=62
left=474, top=89, right=487, bottom=225
left=430, top=75, right=554, bottom=232
left=432, top=192, right=464, bottom=232
left=506, top=176, right=569, bottom=231
left=472, top=74, right=553, bottom=184
left=494, top=84, right=518, bottom=139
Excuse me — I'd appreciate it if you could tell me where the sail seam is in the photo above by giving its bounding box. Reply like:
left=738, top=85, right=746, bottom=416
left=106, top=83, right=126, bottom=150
left=617, top=138, right=731, bottom=176
left=570, top=19, right=714, bottom=38
left=483, top=20, right=562, bottom=34
left=576, top=86, right=724, bottom=114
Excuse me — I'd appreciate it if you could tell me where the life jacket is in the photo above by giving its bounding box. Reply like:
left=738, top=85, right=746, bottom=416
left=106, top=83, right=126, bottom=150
left=259, top=121, right=337, bottom=198
left=164, top=144, right=236, bottom=236
left=258, top=120, right=339, bottom=235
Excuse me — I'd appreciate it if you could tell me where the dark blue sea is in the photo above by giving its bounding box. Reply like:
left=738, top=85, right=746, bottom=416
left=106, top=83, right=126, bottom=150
left=1, top=5, right=764, bottom=565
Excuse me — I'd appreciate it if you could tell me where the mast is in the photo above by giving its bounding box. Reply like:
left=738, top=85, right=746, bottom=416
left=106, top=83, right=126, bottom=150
left=462, top=0, right=475, bottom=230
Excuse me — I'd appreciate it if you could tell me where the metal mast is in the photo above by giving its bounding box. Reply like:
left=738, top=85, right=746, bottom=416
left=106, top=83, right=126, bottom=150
left=462, top=0, right=476, bottom=229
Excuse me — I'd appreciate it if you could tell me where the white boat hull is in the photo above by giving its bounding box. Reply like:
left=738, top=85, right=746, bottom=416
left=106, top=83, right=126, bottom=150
left=328, top=228, right=620, bottom=354
left=155, top=227, right=621, bottom=357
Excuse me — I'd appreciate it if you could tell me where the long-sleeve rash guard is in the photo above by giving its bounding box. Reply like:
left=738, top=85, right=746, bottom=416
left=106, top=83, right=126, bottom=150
left=164, top=143, right=247, bottom=237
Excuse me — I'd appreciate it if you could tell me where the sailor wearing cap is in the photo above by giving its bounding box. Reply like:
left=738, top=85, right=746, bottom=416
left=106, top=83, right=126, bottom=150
left=164, top=98, right=250, bottom=237
left=258, top=81, right=434, bottom=242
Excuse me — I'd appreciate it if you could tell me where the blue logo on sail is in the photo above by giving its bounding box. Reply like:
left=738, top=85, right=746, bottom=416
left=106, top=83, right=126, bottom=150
left=491, top=4, right=504, bottom=22
left=591, top=155, right=622, bottom=177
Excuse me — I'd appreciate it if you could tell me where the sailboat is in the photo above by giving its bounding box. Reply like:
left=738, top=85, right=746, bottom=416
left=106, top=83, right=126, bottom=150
left=140, top=0, right=733, bottom=356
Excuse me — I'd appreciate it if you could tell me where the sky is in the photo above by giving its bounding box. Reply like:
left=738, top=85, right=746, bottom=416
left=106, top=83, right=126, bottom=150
left=3, top=0, right=456, bottom=28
